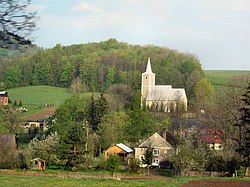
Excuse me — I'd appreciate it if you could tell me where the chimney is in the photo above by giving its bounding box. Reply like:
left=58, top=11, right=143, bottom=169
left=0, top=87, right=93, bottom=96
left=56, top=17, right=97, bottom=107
left=162, top=128, right=167, bottom=140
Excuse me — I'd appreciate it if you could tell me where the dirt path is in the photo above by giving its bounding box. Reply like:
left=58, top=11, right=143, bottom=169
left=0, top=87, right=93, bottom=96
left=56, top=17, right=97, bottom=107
left=25, top=106, right=56, bottom=120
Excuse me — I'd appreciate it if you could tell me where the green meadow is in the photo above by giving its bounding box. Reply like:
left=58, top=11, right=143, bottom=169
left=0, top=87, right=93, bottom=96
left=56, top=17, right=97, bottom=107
left=7, top=86, right=70, bottom=116
left=7, top=86, right=95, bottom=117
left=204, top=70, right=250, bottom=86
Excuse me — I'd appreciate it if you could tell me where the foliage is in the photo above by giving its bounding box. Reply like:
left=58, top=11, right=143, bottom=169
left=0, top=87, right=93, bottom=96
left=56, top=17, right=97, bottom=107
left=25, top=132, right=60, bottom=164
left=128, top=158, right=140, bottom=173
left=194, top=78, right=214, bottom=114
left=97, top=111, right=130, bottom=151
left=142, top=145, right=153, bottom=168
left=126, top=91, right=153, bottom=142
left=0, top=106, right=20, bottom=134
left=169, top=127, right=209, bottom=172
left=0, top=0, right=37, bottom=49
left=237, top=83, right=250, bottom=175
left=105, top=156, right=120, bottom=173
left=87, top=93, right=109, bottom=131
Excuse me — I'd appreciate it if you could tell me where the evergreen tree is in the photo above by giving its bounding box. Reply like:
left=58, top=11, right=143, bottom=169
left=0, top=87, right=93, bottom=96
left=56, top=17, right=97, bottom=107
left=18, top=100, right=22, bottom=107
left=142, top=145, right=153, bottom=175
left=238, top=83, right=250, bottom=176
left=87, top=93, right=98, bottom=131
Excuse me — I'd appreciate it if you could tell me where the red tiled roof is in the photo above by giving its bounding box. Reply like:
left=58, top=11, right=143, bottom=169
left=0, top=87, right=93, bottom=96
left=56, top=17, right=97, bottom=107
left=198, top=129, right=223, bottom=144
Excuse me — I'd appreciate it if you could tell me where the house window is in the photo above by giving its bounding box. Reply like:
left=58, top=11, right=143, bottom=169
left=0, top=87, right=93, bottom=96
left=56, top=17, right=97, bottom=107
left=153, top=158, right=159, bottom=164
left=153, top=149, right=160, bottom=156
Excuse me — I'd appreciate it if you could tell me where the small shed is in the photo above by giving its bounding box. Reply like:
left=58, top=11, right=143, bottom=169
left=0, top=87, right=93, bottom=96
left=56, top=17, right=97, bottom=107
left=30, top=158, right=46, bottom=170
left=104, top=143, right=133, bottom=160
left=0, top=91, right=8, bottom=105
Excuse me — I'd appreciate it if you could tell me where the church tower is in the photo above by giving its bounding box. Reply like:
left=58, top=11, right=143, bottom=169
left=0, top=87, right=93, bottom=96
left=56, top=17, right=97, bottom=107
left=141, top=58, right=155, bottom=99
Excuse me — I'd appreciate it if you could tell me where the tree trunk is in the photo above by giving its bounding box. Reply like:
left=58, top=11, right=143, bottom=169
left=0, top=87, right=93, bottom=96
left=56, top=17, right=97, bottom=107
left=73, top=144, right=76, bottom=154
left=245, top=156, right=249, bottom=176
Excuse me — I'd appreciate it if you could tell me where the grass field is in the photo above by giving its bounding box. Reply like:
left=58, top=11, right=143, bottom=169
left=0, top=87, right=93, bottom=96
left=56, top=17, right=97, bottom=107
left=1, top=173, right=250, bottom=187
left=0, top=175, right=174, bottom=187
left=7, top=86, right=70, bottom=116
left=7, top=86, right=95, bottom=117
left=204, top=70, right=250, bottom=86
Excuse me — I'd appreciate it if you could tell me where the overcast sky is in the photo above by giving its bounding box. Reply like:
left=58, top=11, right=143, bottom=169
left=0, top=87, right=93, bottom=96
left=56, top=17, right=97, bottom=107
left=30, top=0, right=250, bottom=70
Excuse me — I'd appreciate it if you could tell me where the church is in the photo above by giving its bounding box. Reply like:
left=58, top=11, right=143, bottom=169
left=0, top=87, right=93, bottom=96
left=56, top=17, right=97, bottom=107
left=141, top=58, right=187, bottom=112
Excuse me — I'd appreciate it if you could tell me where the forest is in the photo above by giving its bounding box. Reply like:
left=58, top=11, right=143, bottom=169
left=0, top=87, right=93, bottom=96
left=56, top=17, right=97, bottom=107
left=0, top=38, right=204, bottom=104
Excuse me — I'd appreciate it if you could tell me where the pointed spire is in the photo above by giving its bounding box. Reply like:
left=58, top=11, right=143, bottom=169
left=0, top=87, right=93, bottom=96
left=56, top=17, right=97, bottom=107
left=145, top=57, right=153, bottom=73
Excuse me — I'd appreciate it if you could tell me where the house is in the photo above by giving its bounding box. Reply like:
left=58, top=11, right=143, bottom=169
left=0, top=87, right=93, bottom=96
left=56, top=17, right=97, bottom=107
left=134, top=132, right=176, bottom=167
left=141, top=58, right=187, bottom=112
left=198, top=129, right=223, bottom=150
left=30, top=158, right=46, bottom=170
left=104, top=143, right=133, bottom=160
left=0, top=91, right=8, bottom=105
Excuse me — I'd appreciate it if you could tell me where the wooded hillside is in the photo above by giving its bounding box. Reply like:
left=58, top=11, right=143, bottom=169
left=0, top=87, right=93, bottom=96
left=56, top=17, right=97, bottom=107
left=0, top=39, right=204, bottom=101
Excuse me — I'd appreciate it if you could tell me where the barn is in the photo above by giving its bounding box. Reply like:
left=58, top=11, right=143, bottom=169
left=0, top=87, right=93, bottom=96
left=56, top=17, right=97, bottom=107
left=0, top=91, right=8, bottom=105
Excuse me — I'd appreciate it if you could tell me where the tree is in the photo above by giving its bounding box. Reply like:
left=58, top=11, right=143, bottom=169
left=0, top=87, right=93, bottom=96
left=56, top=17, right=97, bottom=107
left=194, top=78, right=214, bottom=115
left=3, top=67, right=19, bottom=88
left=97, top=111, right=130, bottom=152
left=169, top=127, right=209, bottom=174
left=87, top=93, right=109, bottom=131
left=238, top=83, right=250, bottom=176
left=25, top=132, right=59, bottom=164
left=142, top=145, right=153, bottom=175
left=0, top=106, right=19, bottom=134
left=60, top=61, right=74, bottom=87
left=127, top=91, right=152, bottom=142
left=105, top=155, right=120, bottom=173
left=0, top=0, right=37, bottom=49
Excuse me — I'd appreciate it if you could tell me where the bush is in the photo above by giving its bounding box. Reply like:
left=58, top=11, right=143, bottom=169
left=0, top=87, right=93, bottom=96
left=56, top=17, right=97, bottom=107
left=105, top=156, right=120, bottom=173
left=128, top=158, right=140, bottom=173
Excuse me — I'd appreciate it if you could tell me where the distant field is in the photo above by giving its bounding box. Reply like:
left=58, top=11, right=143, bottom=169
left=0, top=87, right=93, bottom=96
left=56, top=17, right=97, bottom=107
left=7, top=86, right=95, bottom=117
left=204, top=70, right=250, bottom=86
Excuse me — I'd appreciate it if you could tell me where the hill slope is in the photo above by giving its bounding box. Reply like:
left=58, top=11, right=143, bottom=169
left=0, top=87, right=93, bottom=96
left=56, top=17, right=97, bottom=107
left=7, top=86, right=70, bottom=116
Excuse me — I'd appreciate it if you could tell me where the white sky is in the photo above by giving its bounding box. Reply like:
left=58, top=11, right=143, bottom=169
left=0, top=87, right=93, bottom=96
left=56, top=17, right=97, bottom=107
left=30, top=0, right=250, bottom=70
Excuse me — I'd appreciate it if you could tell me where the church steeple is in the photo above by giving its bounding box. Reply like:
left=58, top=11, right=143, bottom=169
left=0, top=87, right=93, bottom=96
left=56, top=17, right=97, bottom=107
left=145, top=57, right=153, bottom=73
left=141, top=58, right=155, bottom=99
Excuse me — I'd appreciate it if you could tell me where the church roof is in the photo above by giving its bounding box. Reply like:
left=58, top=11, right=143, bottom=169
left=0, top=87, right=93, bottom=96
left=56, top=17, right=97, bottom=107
left=168, top=89, right=186, bottom=101
left=146, top=85, right=186, bottom=102
left=147, top=85, right=172, bottom=100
